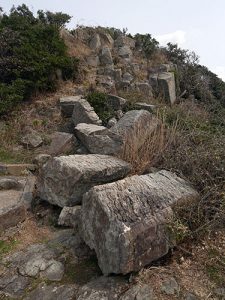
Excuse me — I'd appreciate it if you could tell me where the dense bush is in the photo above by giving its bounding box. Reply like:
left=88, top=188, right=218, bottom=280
left=0, top=4, right=76, bottom=115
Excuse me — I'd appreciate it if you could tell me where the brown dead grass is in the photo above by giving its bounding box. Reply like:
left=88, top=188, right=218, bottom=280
left=0, top=81, right=76, bottom=162
left=136, top=232, right=225, bottom=299
left=120, top=112, right=177, bottom=174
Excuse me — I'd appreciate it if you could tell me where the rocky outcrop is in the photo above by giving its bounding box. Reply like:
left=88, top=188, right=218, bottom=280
left=71, top=97, right=102, bottom=126
left=80, top=170, right=199, bottom=275
left=37, top=154, right=131, bottom=207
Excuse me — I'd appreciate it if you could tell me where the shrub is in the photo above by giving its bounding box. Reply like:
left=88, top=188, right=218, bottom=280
left=86, top=91, right=114, bottom=125
left=134, top=33, right=159, bottom=60
left=0, top=4, right=76, bottom=115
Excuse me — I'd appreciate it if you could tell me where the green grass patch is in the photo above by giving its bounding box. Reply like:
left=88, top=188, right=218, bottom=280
left=0, top=239, right=18, bottom=259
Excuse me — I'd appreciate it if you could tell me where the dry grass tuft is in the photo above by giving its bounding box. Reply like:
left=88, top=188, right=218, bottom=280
left=119, top=112, right=177, bottom=174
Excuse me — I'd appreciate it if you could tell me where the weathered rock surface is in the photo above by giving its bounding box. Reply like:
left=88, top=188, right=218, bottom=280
left=0, top=163, right=35, bottom=176
left=106, top=94, right=127, bottom=110
left=33, top=154, right=51, bottom=167
left=99, top=47, right=113, bottom=66
left=81, top=170, right=199, bottom=274
left=58, top=206, right=81, bottom=228
left=75, top=123, right=123, bottom=155
left=48, top=132, right=77, bottom=156
left=24, top=283, right=78, bottom=300
left=109, top=110, right=159, bottom=145
left=0, top=178, right=21, bottom=190
left=158, top=72, right=176, bottom=104
left=37, top=154, right=131, bottom=207
left=120, top=284, right=154, bottom=300
left=134, top=102, right=156, bottom=112
left=3, top=243, right=65, bottom=281
left=76, top=276, right=128, bottom=300
left=150, top=72, right=176, bottom=104
left=21, top=131, right=43, bottom=149
left=72, top=97, right=102, bottom=126
left=59, top=95, right=83, bottom=117
left=0, top=177, right=27, bottom=232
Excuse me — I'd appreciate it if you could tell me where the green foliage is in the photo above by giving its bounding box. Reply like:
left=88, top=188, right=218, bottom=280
left=86, top=91, right=114, bottom=124
left=134, top=33, right=159, bottom=59
left=0, top=4, right=75, bottom=115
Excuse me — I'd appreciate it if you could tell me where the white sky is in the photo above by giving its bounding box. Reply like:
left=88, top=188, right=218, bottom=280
left=1, top=0, right=225, bottom=80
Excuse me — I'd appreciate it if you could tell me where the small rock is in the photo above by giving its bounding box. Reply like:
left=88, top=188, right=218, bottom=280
left=134, top=102, right=156, bottom=112
left=121, top=284, right=154, bottom=300
left=41, top=260, right=64, bottom=281
left=215, top=288, right=225, bottom=297
left=33, top=154, right=51, bottom=167
left=58, top=206, right=81, bottom=229
left=107, top=117, right=117, bottom=128
left=123, top=72, right=133, bottom=82
left=21, top=132, right=43, bottom=149
left=161, top=277, right=179, bottom=295
left=185, top=292, right=198, bottom=300
left=0, top=178, right=21, bottom=190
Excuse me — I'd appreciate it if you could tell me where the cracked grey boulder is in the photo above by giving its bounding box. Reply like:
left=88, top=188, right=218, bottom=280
left=72, top=97, right=102, bottom=126
left=89, top=33, right=101, bottom=50
left=37, top=154, right=131, bottom=207
left=80, top=170, right=199, bottom=275
left=75, top=123, right=123, bottom=155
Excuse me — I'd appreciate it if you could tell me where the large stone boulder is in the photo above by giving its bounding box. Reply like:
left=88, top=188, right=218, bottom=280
left=75, top=123, right=123, bottom=155
left=37, top=154, right=131, bottom=207
left=80, top=170, right=199, bottom=275
left=72, top=98, right=102, bottom=126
